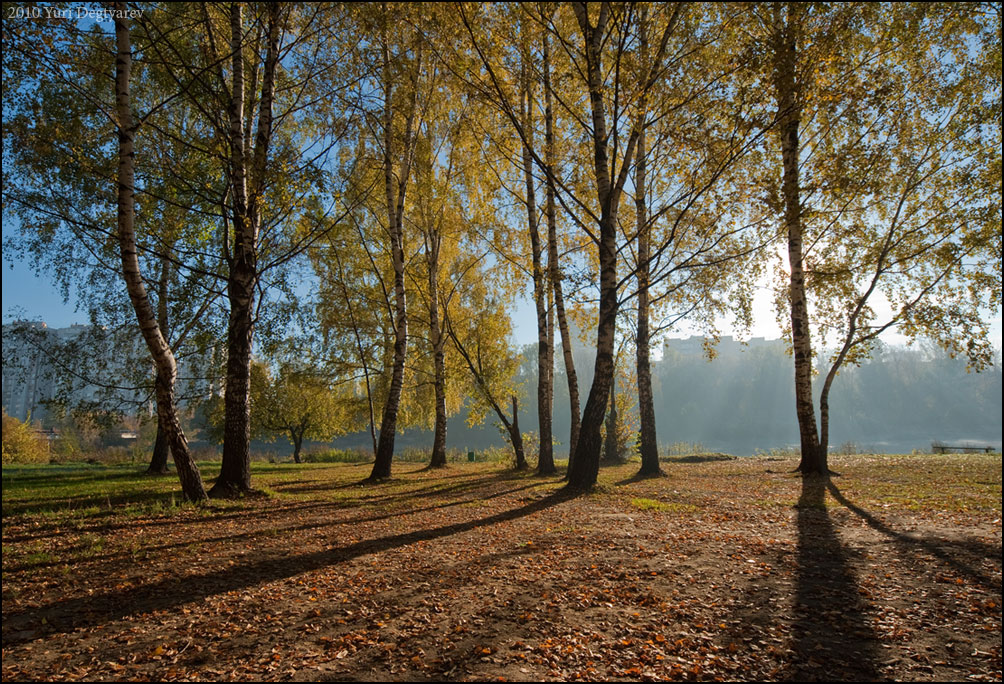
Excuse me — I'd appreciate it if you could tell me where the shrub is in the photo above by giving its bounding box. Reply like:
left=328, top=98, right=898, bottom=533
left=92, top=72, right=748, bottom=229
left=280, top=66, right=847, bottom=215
left=662, top=442, right=707, bottom=457
left=302, top=448, right=370, bottom=464
left=2, top=411, right=50, bottom=464
left=753, top=446, right=801, bottom=459
left=459, top=446, right=510, bottom=464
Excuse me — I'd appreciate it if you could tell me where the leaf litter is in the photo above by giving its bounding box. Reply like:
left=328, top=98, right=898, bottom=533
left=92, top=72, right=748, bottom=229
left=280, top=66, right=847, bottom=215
left=1, top=456, right=1000, bottom=681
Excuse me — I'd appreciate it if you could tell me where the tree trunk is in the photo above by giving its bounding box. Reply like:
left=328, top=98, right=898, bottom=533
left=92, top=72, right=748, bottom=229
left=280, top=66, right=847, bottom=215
left=370, top=21, right=419, bottom=481
left=771, top=5, right=824, bottom=475
left=520, top=44, right=555, bottom=476
left=147, top=248, right=175, bottom=477
left=292, top=431, right=303, bottom=464
left=603, top=368, right=619, bottom=463
left=146, top=374, right=171, bottom=475
left=147, top=416, right=171, bottom=474
left=510, top=394, right=527, bottom=470
left=114, top=7, right=206, bottom=502
left=634, top=9, right=662, bottom=477
left=566, top=4, right=624, bottom=490
left=566, top=200, right=618, bottom=490
left=214, top=3, right=280, bottom=497
left=543, top=30, right=580, bottom=467
left=216, top=293, right=254, bottom=495
left=818, top=379, right=833, bottom=471
left=819, top=341, right=859, bottom=474
left=428, top=241, right=448, bottom=469
left=635, top=222, right=660, bottom=474
left=371, top=222, right=407, bottom=479
left=215, top=3, right=254, bottom=497
left=147, top=256, right=173, bottom=475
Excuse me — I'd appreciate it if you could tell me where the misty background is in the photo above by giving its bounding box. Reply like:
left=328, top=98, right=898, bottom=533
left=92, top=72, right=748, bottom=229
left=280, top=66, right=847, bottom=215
left=5, top=321, right=1000, bottom=458
left=328, top=335, right=1003, bottom=457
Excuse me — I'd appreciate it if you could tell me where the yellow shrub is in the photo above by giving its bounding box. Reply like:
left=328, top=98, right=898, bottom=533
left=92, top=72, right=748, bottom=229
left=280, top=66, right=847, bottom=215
left=2, top=410, right=50, bottom=464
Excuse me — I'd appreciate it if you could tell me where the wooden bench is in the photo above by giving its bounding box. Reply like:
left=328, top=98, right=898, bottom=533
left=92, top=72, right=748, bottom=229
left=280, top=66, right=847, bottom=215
left=931, top=442, right=995, bottom=454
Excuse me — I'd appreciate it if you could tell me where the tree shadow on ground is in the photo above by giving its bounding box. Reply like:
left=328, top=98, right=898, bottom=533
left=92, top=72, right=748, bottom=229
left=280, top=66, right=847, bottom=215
left=826, top=480, right=1001, bottom=592
left=3, top=466, right=538, bottom=543
left=273, top=472, right=497, bottom=498
left=1, top=489, right=193, bottom=517
left=2, top=489, right=578, bottom=646
left=2, top=480, right=549, bottom=574
left=786, top=475, right=879, bottom=681
left=612, top=469, right=668, bottom=487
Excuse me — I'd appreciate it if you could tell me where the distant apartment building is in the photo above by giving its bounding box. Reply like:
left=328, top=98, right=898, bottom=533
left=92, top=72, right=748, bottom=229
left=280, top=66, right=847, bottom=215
left=1, top=321, right=208, bottom=423
left=2, top=322, right=96, bottom=422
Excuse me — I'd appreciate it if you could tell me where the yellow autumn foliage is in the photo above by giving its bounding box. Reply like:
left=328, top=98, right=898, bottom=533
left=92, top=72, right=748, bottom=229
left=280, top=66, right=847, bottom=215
left=1, top=410, right=50, bottom=464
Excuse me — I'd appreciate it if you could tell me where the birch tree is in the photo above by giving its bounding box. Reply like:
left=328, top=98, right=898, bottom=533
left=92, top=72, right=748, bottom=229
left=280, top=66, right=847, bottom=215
left=131, top=3, right=357, bottom=496
left=757, top=2, right=1001, bottom=474
left=113, top=3, right=207, bottom=501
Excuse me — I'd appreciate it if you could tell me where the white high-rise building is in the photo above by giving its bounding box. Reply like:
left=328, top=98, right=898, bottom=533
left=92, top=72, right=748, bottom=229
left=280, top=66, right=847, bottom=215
left=2, top=322, right=160, bottom=423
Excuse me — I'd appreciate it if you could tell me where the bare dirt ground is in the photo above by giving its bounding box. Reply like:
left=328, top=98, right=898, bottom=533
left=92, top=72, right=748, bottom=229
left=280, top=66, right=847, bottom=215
left=2, top=456, right=1001, bottom=681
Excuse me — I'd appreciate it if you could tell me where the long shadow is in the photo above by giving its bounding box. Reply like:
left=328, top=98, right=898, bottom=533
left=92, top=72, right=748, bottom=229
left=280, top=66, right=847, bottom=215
left=2, top=489, right=577, bottom=645
left=326, top=464, right=484, bottom=490
left=3, top=468, right=529, bottom=544
left=613, top=470, right=668, bottom=487
left=280, top=471, right=504, bottom=501
left=2, top=468, right=160, bottom=486
left=2, top=499, right=352, bottom=545
left=2, top=481, right=548, bottom=574
left=826, top=480, right=1001, bottom=593
left=788, top=475, right=878, bottom=681
left=2, top=489, right=194, bottom=517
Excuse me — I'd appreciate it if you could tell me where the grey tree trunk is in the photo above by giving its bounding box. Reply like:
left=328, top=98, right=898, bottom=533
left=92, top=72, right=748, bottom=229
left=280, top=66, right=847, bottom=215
left=566, top=4, right=628, bottom=490
left=520, top=46, right=555, bottom=476
left=635, top=203, right=660, bottom=474
left=603, top=369, right=619, bottom=463
left=427, top=239, right=448, bottom=469
left=146, top=255, right=173, bottom=475
left=147, top=409, right=171, bottom=475
left=633, top=8, right=661, bottom=477
left=510, top=394, right=527, bottom=470
left=146, top=372, right=171, bottom=475
left=370, top=140, right=408, bottom=478
left=214, top=3, right=280, bottom=497
left=563, top=3, right=679, bottom=489
left=370, top=26, right=420, bottom=481
left=771, top=5, right=824, bottom=475
left=114, top=7, right=206, bottom=502
left=542, top=30, right=580, bottom=466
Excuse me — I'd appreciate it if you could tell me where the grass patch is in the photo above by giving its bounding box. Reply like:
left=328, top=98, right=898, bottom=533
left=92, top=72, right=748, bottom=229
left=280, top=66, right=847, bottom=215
left=21, top=551, right=59, bottom=567
left=302, top=449, right=371, bottom=464
left=630, top=497, right=699, bottom=513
